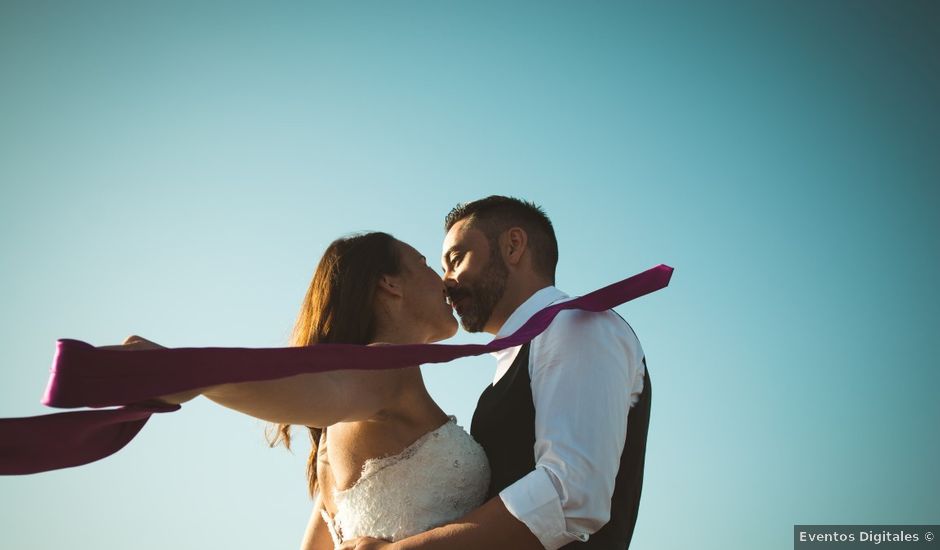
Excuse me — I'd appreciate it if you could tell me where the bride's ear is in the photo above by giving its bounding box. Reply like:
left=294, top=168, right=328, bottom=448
left=377, top=274, right=404, bottom=298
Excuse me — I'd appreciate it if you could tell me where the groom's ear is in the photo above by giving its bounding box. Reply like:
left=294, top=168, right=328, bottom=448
left=377, top=274, right=404, bottom=298
left=500, top=227, right=528, bottom=267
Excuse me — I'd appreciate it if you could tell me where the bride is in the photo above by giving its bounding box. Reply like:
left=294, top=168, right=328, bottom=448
left=107, top=232, right=491, bottom=549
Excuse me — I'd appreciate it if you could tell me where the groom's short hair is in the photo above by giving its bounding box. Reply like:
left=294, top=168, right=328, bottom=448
left=445, top=195, right=558, bottom=283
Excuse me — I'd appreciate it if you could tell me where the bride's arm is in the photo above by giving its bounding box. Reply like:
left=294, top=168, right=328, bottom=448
left=203, top=367, right=405, bottom=427
left=300, top=493, right=335, bottom=550
left=108, top=335, right=407, bottom=427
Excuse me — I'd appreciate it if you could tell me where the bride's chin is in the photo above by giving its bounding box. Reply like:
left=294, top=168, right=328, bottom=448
left=429, top=317, right=459, bottom=343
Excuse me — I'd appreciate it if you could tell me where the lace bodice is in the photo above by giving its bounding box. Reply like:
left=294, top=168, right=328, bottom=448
left=321, top=416, right=490, bottom=546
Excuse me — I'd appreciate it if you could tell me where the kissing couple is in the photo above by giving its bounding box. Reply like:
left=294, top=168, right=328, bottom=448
left=106, top=196, right=652, bottom=550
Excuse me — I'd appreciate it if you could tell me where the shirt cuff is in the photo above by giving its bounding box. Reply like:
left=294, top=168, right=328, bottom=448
left=498, top=467, right=587, bottom=550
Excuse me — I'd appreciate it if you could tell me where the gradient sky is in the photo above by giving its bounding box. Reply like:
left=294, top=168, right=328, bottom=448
left=1, top=2, right=937, bottom=549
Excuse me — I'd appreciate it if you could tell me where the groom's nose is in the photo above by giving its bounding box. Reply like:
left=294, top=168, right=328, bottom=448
left=442, top=272, right=462, bottom=291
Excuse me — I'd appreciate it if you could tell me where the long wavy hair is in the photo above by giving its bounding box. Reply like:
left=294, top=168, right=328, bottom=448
left=267, top=231, right=402, bottom=497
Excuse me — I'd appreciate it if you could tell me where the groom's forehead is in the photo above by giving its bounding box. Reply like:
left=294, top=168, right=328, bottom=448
left=442, top=219, right=472, bottom=252
left=442, top=220, right=490, bottom=260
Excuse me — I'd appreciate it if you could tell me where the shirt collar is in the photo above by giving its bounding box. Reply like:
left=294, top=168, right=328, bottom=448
left=495, top=285, right=570, bottom=339
left=488, top=286, right=570, bottom=385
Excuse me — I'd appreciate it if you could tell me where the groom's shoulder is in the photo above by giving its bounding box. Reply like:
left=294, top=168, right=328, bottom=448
left=538, top=306, right=641, bottom=349
left=530, top=308, right=644, bottom=378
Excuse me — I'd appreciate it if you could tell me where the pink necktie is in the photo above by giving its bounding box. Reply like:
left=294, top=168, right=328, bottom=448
left=0, top=264, right=673, bottom=475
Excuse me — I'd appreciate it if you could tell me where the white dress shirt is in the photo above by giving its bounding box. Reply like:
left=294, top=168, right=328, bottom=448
left=492, top=286, right=646, bottom=550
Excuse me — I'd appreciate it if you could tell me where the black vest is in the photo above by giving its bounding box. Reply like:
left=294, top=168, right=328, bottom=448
left=470, top=337, right=651, bottom=549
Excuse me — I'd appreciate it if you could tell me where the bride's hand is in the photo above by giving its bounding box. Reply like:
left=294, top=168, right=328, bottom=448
left=97, top=334, right=202, bottom=405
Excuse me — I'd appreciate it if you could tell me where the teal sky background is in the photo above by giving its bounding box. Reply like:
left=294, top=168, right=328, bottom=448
left=1, top=2, right=937, bottom=549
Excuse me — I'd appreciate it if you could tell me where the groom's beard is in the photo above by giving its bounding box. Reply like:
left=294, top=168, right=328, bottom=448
left=449, top=251, right=509, bottom=333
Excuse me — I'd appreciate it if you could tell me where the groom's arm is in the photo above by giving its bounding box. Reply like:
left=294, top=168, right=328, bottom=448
left=499, top=308, right=642, bottom=548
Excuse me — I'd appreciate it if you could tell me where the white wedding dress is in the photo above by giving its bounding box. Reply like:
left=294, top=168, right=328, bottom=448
left=320, top=416, right=490, bottom=547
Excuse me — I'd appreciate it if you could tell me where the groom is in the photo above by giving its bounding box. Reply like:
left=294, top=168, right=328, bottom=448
left=344, top=196, right=651, bottom=550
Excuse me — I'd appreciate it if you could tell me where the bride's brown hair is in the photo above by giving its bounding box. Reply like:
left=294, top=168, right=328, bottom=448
left=267, top=231, right=403, bottom=497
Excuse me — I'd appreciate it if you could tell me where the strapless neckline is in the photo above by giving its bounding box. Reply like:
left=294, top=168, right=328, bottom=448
left=333, top=415, right=457, bottom=497
left=319, top=414, right=490, bottom=547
